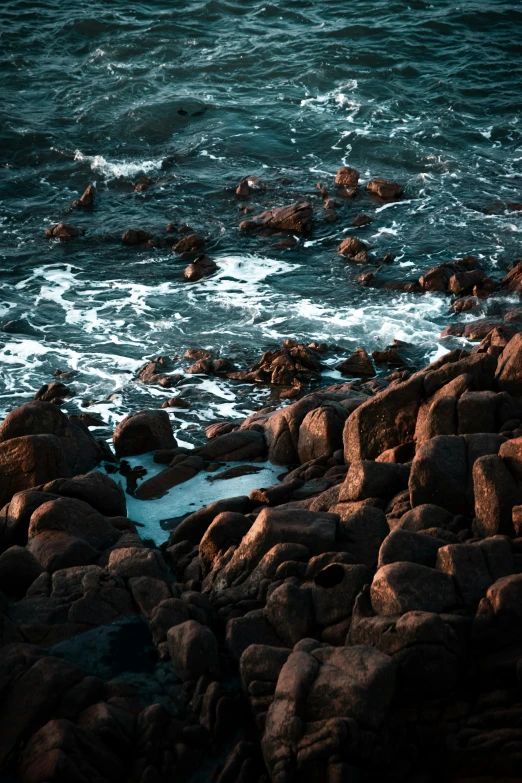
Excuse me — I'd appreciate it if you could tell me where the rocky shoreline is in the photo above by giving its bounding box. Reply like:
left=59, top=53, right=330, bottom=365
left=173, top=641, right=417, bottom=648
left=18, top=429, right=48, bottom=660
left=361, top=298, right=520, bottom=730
left=2, top=319, right=522, bottom=782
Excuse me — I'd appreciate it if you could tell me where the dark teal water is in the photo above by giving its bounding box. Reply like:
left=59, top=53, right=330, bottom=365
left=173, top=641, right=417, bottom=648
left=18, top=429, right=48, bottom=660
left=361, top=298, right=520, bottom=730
left=1, top=0, right=521, bottom=436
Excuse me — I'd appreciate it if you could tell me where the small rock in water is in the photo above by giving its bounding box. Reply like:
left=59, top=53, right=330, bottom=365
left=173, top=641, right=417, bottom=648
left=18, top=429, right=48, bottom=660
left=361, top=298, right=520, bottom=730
left=72, top=184, right=95, bottom=208
left=173, top=233, right=205, bottom=254
left=46, top=223, right=85, bottom=240
left=121, top=228, right=152, bottom=245
left=240, top=201, right=312, bottom=233
left=337, top=347, right=376, bottom=377
left=235, top=175, right=266, bottom=198
left=366, top=177, right=404, bottom=200
left=338, top=236, right=368, bottom=258
left=351, top=213, right=373, bottom=227
left=207, top=464, right=263, bottom=482
left=335, top=166, right=360, bottom=187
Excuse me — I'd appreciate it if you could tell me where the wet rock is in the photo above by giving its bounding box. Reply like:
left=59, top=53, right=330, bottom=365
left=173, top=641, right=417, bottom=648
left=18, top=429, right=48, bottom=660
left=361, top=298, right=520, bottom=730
left=235, top=176, right=266, bottom=198
left=0, top=435, right=70, bottom=508
left=336, top=347, right=375, bottom=377
left=173, top=233, right=205, bottom=254
left=196, top=430, right=265, bottom=462
left=113, top=409, right=176, bottom=457
left=135, top=454, right=204, bottom=500
left=34, top=381, right=72, bottom=405
left=335, top=166, right=359, bottom=187
left=167, top=495, right=251, bottom=546
left=337, top=236, right=368, bottom=259
left=366, top=178, right=403, bottom=200
left=168, top=620, right=219, bottom=681
left=501, top=260, right=522, bottom=294
left=137, top=358, right=180, bottom=388
left=72, top=184, right=95, bottom=208
left=121, top=228, right=152, bottom=245
left=45, top=223, right=85, bottom=240
left=371, top=561, right=458, bottom=615
left=240, top=202, right=312, bottom=233
left=351, top=213, right=373, bottom=227
left=28, top=497, right=121, bottom=551
left=183, top=254, right=217, bottom=281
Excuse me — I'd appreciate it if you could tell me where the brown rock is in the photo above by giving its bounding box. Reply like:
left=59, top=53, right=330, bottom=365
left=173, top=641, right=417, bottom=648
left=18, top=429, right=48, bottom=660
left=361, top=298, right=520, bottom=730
left=135, top=454, right=204, bottom=500
left=173, top=233, right=205, bottom=254
left=240, top=202, right=312, bottom=233
left=371, top=561, right=457, bottom=615
left=26, top=531, right=99, bottom=572
left=0, top=436, right=70, bottom=508
left=336, top=347, right=375, bottom=377
left=72, top=184, right=95, bottom=208
left=121, top=228, right=152, bottom=245
left=113, top=409, right=176, bottom=457
left=496, top=332, right=522, bottom=397
left=335, top=167, right=359, bottom=187
left=337, top=236, right=367, bottom=258
left=168, top=620, right=219, bottom=681
left=28, top=496, right=121, bottom=551
left=366, top=178, right=403, bottom=200
left=45, top=223, right=84, bottom=240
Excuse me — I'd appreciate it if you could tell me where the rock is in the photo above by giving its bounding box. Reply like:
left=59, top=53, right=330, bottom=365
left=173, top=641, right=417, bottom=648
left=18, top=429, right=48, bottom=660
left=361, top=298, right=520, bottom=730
left=335, top=166, right=359, bottom=187
left=199, top=512, right=252, bottom=576
left=173, top=233, right=205, bottom=254
left=34, top=381, right=72, bottom=404
left=394, top=504, right=457, bottom=533
left=337, top=236, right=367, bottom=258
left=366, top=178, right=403, bottom=200
left=0, top=436, right=70, bottom=508
left=167, top=620, right=219, bottom=681
left=435, top=541, right=504, bottom=605
left=28, top=497, right=121, bottom=551
left=344, top=374, right=424, bottom=462
left=473, top=573, right=522, bottom=646
left=457, top=390, right=498, bottom=434
left=108, top=547, right=169, bottom=582
left=473, top=455, right=521, bottom=537
left=113, top=409, right=176, bottom=457
left=226, top=612, right=285, bottom=661
left=263, top=395, right=323, bottom=464
left=378, top=529, right=447, bottom=569
left=310, top=563, right=371, bottom=626
left=236, top=175, right=266, bottom=197
left=502, top=261, right=522, bottom=294
left=45, top=223, right=85, bottom=240
left=0, top=546, right=44, bottom=598
left=499, top=436, right=522, bottom=480
left=135, top=455, right=204, bottom=500
left=423, top=352, right=497, bottom=396
left=371, top=561, right=458, bottom=615
left=297, top=403, right=348, bottom=463
left=183, top=255, right=217, bottom=281
left=496, top=333, right=522, bottom=396
left=0, top=490, right=60, bottom=549
left=218, top=508, right=338, bottom=588
left=409, top=435, right=471, bottom=516
left=0, top=401, right=103, bottom=476
left=336, top=347, right=375, bottom=377
left=42, top=472, right=126, bottom=518
left=340, top=460, right=410, bottom=502
left=121, top=228, right=152, bottom=245
left=337, top=506, right=389, bottom=568
left=168, top=496, right=251, bottom=546
left=196, top=430, right=266, bottom=462
left=240, top=202, right=312, bottom=233
left=351, top=213, right=373, bottom=227
left=27, top=531, right=99, bottom=572
left=72, top=184, right=95, bottom=208
left=265, top=583, right=315, bottom=647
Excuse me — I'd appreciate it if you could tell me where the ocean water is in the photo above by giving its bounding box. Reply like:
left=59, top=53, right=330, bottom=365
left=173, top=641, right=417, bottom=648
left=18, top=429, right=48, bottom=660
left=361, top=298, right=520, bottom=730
left=1, top=0, right=521, bottom=443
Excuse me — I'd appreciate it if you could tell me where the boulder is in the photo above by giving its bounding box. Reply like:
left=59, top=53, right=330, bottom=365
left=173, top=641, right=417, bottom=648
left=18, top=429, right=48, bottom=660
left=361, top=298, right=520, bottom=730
left=264, top=395, right=322, bottom=465
left=335, top=167, right=359, bottom=187
left=167, top=620, right=219, bottom=680
left=199, top=512, right=252, bottom=576
left=135, top=455, right=204, bottom=500
left=340, top=460, right=410, bottom=502
left=0, top=490, right=60, bottom=550
left=337, top=236, right=367, bottom=258
left=113, top=409, right=176, bottom=457
left=336, top=347, right=375, bottom=377
left=310, top=562, right=371, bottom=626
left=496, top=333, right=522, bottom=397
left=121, top=228, right=152, bottom=244
left=240, top=202, right=312, bottom=233
left=297, top=403, right=348, bottom=463
left=0, top=436, right=70, bottom=508
left=436, top=542, right=497, bottom=605
left=108, top=547, right=170, bottom=582
left=0, top=546, right=44, bottom=598
left=371, top=561, right=458, bottom=615
left=366, top=178, right=403, bottom=200
left=196, top=430, right=266, bottom=462
left=28, top=497, right=121, bottom=551
left=473, top=454, right=521, bottom=537
left=394, top=504, right=457, bottom=533
left=409, top=435, right=471, bottom=516
left=27, top=531, right=99, bottom=573
left=0, top=401, right=103, bottom=475
left=168, top=496, right=251, bottom=546
left=265, top=583, right=315, bottom=647
left=46, top=223, right=84, bottom=240
left=378, top=529, right=447, bottom=569
left=337, top=506, right=389, bottom=568
left=42, top=472, right=126, bottom=518
left=343, top=375, right=424, bottom=462
left=173, top=233, right=205, bottom=254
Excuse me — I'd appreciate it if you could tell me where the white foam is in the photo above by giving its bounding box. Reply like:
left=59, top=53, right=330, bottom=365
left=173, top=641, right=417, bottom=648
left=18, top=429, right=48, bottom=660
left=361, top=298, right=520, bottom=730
left=74, top=150, right=164, bottom=180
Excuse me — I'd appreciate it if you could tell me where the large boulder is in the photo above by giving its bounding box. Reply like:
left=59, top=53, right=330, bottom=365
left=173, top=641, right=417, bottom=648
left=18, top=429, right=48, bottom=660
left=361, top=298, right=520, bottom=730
left=196, top=430, right=266, bottom=462
left=113, top=409, right=176, bottom=457
left=27, top=497, right=122, bottom=551
left=495, top=332, right=522, bottom=397
left=0, top=436, right=70, bottom=508
left=167, top=620, right=219, bottom=681
left=26, top=531, right=99, bottom=573
left=371, top=561, right=458, bottom=615
left=343, top=375, right=424, bottom=462
left=42, top=472, right=126, bottom=518
left=340, top=460, right=410, bottom=502
left=0, top=401, right=103, bottom=475
left=199, top=512, right=252, bottom=576
left=0, top=546, right=44, bottom=598
left=263, top=395, right=322, bottom=464
left=297, top=403, right=348, bottom=463
left=472, top=454, right=521, bottom=537
left=168, top=496, right=252, bottom=547
left=409, top=435, right=471, bottom=516
left=240, top=202, right=312, bottom=233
